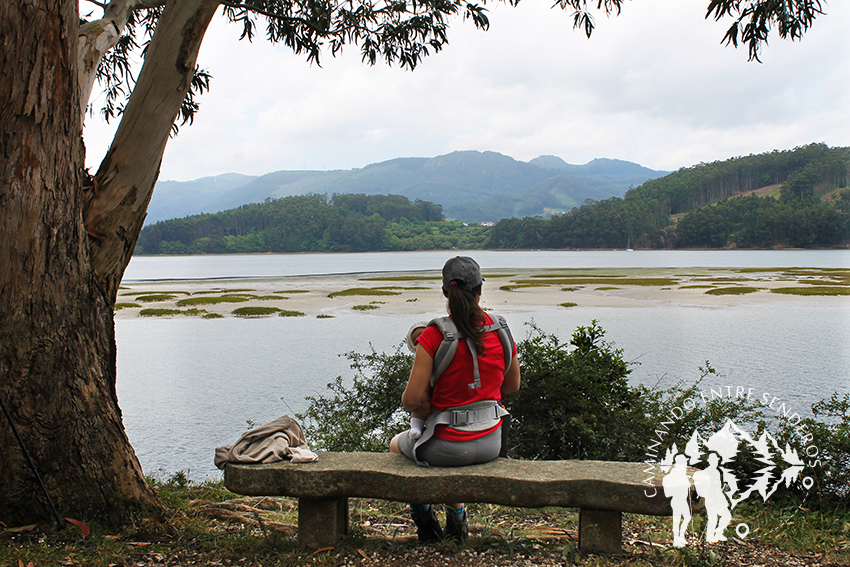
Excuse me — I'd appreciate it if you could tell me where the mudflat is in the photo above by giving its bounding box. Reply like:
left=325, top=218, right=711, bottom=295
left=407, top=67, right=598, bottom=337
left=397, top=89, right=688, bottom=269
left=114, top=266, right=850, bottom=319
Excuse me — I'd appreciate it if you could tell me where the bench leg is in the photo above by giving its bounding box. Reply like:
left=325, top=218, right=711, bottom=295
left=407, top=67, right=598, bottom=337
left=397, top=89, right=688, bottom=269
left=578, top=508, right=621, bottom=555
left=297, top=498, right=348, bottom=548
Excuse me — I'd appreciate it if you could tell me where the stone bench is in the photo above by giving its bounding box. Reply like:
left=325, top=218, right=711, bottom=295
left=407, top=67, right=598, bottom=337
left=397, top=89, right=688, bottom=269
left=224, top=451, right=679, bottom=554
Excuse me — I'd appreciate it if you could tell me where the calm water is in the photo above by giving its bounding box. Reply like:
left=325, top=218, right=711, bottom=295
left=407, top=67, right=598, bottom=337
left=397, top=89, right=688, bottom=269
left=116, top=250, right=850, bottom=481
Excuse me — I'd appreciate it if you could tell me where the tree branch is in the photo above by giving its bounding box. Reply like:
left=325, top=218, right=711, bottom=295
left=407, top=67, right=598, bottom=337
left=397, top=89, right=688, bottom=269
left=77, top=0, right=167, bottom=125
left=85, top=0, right=219, bottom=299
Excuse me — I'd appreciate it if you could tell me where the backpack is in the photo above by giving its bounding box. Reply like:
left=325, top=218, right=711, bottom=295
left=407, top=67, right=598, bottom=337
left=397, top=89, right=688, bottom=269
left=426, top=315, right=514, bottom=390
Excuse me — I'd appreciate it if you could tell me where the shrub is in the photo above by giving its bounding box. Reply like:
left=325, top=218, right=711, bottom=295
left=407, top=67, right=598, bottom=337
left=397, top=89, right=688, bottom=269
left=507, top=321, right=645, bottom=460
left=298, top=347, right=413, bottom=452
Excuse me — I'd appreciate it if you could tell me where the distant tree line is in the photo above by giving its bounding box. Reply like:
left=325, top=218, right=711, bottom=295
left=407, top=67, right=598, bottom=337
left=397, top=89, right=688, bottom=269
left=137, top=144, right=850, bottom=254
left=486, top=144, right=850, bottom=249
left=135, top=193, right=489, bottom=254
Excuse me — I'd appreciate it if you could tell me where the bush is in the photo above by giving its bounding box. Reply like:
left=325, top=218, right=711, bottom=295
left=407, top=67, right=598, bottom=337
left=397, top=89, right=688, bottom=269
left=506, top=321, right=638, bottom=460
left=297, top=321, right=849, bottom=507
left=298, top=347, right=413, bottom=452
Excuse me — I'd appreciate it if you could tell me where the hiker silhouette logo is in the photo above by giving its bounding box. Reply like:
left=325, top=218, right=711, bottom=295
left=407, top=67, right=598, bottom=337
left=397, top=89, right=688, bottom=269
left=657, top=418, right=810, bottom=547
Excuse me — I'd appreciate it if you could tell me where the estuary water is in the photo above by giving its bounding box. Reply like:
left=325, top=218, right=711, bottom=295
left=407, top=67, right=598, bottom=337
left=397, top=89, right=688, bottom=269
left=116, top=250, right=850, bottom=481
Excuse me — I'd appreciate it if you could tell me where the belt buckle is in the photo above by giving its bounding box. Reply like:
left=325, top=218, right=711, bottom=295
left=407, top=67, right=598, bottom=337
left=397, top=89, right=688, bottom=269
left=451, top=409, right=469, bottom=426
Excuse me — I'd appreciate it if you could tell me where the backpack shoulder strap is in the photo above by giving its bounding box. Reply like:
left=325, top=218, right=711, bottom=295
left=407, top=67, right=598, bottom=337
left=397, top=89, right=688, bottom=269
left=428, top=317, right=462, bottom=388
left=480, top=314, right=514, bottom=372
left=428, top=315, right=514, bottom=388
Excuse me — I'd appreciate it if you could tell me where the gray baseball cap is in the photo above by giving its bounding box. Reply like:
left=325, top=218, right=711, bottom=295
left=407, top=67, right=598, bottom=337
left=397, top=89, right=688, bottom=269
left=442, top=256, right=484, bottom=293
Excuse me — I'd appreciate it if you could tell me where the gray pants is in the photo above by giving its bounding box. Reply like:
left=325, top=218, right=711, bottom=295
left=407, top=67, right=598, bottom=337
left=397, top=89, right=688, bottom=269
left=396, top=426, right=502, bottom=466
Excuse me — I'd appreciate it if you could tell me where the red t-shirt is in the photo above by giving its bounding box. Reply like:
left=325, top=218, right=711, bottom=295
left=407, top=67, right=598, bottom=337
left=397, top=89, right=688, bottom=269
left=416, top=313, right=516, bottom=441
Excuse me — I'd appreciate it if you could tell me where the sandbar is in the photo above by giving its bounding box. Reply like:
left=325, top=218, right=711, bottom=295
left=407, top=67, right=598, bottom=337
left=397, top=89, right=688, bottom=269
left=115, top=266, right=849, bottom=319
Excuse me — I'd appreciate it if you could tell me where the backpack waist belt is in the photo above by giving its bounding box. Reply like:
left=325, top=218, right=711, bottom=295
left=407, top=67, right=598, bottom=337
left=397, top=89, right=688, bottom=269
left=412, top=400, right=509, bottom=466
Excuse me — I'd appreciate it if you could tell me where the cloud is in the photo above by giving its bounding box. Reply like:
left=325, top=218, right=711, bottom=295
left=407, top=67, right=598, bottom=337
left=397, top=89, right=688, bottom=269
left=82, top=0, right=850, bottom=181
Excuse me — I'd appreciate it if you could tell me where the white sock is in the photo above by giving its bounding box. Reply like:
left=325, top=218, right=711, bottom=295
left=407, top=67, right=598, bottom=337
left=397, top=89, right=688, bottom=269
left=410, top=417, right=425, bottom=439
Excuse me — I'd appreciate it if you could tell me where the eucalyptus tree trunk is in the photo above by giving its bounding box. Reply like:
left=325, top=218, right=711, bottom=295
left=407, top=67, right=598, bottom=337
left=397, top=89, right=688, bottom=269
left=0, top=0, right=217, bottom=526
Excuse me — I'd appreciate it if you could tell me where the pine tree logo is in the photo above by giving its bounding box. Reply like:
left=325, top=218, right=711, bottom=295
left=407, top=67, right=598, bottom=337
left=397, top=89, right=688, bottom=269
left=659, top=418, right=808, bottom=546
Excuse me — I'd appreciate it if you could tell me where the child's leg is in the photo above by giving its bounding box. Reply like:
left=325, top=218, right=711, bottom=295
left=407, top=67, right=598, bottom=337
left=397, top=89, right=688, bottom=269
left=409, top=408, right=426, bottom=439
left=409, top=392, right=431, bottom=439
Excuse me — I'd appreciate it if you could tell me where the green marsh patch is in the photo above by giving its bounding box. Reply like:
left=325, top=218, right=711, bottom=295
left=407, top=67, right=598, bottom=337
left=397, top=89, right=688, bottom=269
left=328, top=288, right=401, bottom=298
left=771, top=286, right=850, bottom=296
left=705, top=287, right=761, bottom=296
left=279, top=310, right=306, bottom=317
left=135, top=293, right=179, bottom=302
left=360, top=276, right=440, bottom=282
left=177, top=296, right=250, bottom=306
left=352, top=304, right=380, bottom=311
left=140, top=308, right=208, bottom=317
left=559, top=302, right=578, bottom=308
left=512, top=277, right=678, bottom=287
left=114, top=302, right=142, bottom=310
left=232, top=306, right=280, bottom=317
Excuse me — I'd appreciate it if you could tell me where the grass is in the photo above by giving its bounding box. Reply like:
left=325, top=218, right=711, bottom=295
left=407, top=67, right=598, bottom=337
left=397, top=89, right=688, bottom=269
left=177, top=296, right=250, bottom=306
left=2, top=478, right=846, bottom=567
left=559, top=302, right=578, bottom=308
left=328, top=288, right=402, bottom=298
left=279, top=310, right=306, bottom=317
left=512, top=277, right=679, bottom=287
left=678, top=285, right=716, bottom=289
left=770, top=286, right=850, bottom=296
left=114, top=302, right=142, bottom=309
left=139, top=308, right=208, bottom=317
left=316, top=314, right=334, bottom=319
left=233, top=306, right=281, bottom=317
left=135, top=293, right=179, bottom=302
left=704, top=287, right=761, bottom=296
left=192, top=289, right=256, bottom=295
left=359, top=276, right=441, bottom=281
left=353, top=304, right=380, bottom=311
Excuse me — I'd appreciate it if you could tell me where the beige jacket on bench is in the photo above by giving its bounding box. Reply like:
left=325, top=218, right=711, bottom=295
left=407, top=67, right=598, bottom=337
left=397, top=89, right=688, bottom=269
left=215, top=415, right=318, bottom=469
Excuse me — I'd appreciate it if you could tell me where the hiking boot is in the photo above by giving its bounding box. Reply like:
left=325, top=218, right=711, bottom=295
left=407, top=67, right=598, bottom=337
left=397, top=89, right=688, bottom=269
left=444, top=508, right=469, bottom=543
left=411, top=505, right=443, bottom=543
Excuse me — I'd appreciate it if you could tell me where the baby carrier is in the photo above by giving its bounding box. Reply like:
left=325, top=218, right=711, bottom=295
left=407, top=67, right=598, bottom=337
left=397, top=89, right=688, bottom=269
left=412, top=315, right=514, bottom=465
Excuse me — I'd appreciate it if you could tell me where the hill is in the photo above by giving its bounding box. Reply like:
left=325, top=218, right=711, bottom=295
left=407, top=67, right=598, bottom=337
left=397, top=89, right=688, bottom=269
left=145, top=151, right=666, bottom=224
left=486, top=143, right=850, bottom=249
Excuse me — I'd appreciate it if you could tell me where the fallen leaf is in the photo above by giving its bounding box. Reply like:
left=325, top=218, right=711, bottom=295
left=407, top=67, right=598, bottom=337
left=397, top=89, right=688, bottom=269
left=64, top=518, right=90, bottom=538
left=357, top=549, right=369, bottom=559
left=311, top=546, right=334, bottom=555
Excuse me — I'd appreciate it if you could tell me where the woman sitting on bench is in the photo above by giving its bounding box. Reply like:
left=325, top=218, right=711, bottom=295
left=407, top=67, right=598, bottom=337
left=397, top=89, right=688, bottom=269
left=390, top=256, right=521, bottom=543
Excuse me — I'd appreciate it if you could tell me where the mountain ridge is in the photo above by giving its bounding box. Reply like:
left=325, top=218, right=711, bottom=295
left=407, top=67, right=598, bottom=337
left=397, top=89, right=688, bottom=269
left=146, top=151, right=667, bottom=224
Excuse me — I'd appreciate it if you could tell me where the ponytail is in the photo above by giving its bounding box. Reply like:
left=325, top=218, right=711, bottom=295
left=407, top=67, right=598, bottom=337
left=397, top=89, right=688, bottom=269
left=446, top=283, right=486, bottom=355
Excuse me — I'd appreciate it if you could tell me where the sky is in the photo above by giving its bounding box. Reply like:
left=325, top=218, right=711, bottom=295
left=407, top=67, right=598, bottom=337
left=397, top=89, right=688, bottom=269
left=81, top=0, right=850, bottom=182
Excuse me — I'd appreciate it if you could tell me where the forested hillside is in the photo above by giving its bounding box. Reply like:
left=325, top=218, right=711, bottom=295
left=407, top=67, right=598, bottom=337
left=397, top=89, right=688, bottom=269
left=136, top=194, right=488, bottom=254
left=137, top=144, right=850, bottom=254
left=486, top=144, right=850, bottom=249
